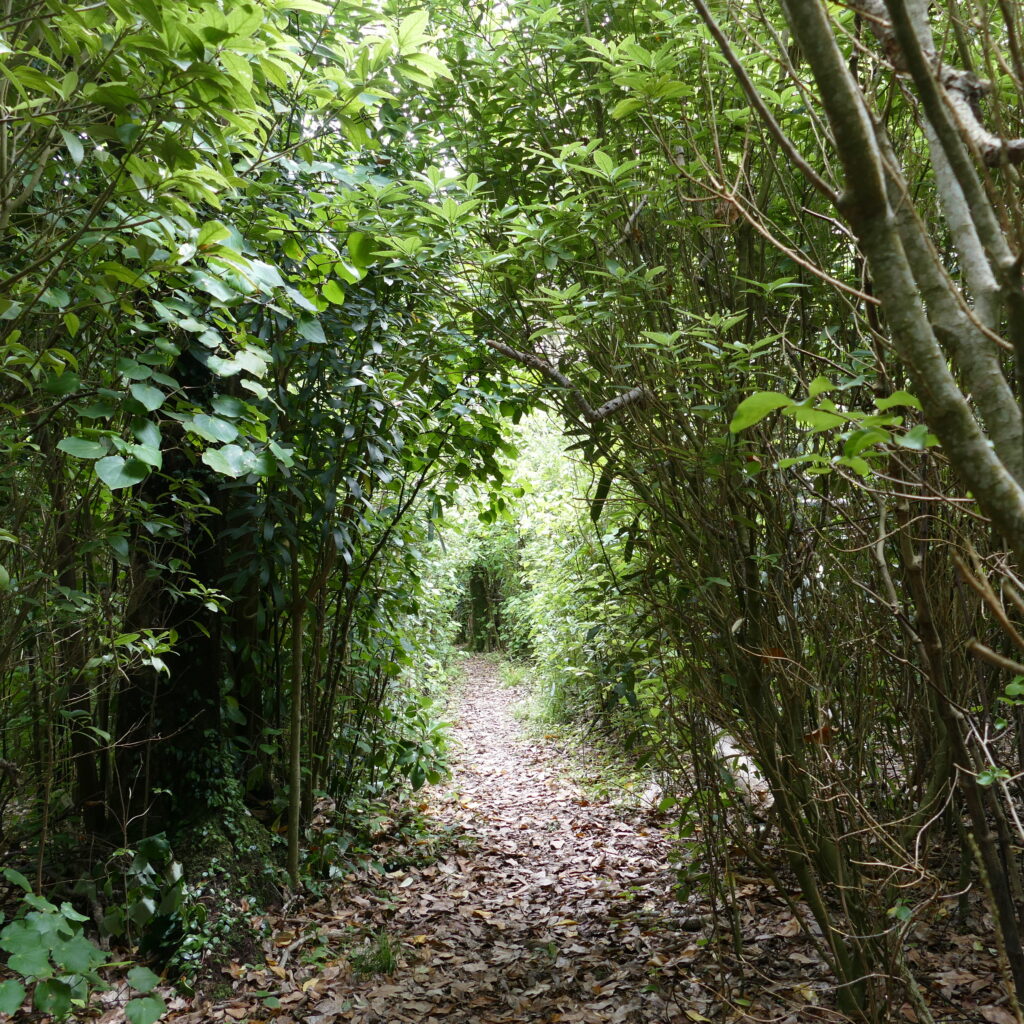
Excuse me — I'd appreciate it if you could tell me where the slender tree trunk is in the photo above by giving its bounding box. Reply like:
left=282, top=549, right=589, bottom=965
left=287, top=552, right=304, bottom=888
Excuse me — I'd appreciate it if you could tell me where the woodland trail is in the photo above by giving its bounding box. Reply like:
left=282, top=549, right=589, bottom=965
left=95, top=659, right=1020, bottom=1024
left=276, top=656, right=696, bottom=1024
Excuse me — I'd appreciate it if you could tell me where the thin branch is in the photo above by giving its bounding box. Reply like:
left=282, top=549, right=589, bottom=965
left=484, top=339, right=653, bottom=423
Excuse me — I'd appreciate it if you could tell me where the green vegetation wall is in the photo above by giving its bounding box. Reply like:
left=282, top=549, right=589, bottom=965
left=418, top=0, right=1024, bottom=1015
left=0, top=0, right=519, bottom=897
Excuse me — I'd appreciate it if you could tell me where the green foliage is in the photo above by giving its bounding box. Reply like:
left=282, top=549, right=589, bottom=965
left=95, top=835, right=191, bottom=962
left=0, top=867, right=166, bottom=1022
left=0, top=0, right=521, bottom=894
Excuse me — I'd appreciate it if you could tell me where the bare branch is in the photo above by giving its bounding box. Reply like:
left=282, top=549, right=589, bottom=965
left=484, top=339, right=653, bottom=424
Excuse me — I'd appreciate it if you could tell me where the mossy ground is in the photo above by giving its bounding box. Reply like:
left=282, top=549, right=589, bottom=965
left=168, top=806, right=286, bottom=992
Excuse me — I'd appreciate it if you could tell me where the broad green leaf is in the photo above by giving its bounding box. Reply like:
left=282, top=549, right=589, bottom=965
left=875, top=390, right=921, bottom=411
left=132, top=418, right=161, bottom=448
left=896, top=424, right=936, bottom=449
left=788, top=406, right=846, bottom=431
left=0, top=979, right=25, bottom=1015
left=729, top=392, right=794, bottom=432
left=2, top=868, right=32, bottom=893
left=843, top=427, right=890, bottom=457
left=808, top=376, right=833, bottom=397
left=34, top=978, right=70, bottom=1016
left=10, top=946, right=52, bottom=979
left=55, top=933, right=107, bottom=973
left=610, top=97, right=644, bottom=120
left=59, top=129, right=84, bottom=165
left=42, top=371, right=81, bottom=395
left=130, top=444, right=163, bottom=469
left=57, top=437, right=107, bottom=459
left=202, top=444, right=251, bottom=478
left=95, top=456, right=149, bottom=490
left=127, top=965, right=161, bottom=993
left=130, top=383, right=165, bottom=412
left=396, top=9, right=430, bottom=52
left=197, top=220, right=231, bottom=248
left=186, top=414, right=238, bottom=444
left=837, top=455, right=873, bottom=476
left=323, top=280, right=345, bottom=305
left=125, top=994, right=167, bottom=1024
left=348, top=231, right=376, bottom=267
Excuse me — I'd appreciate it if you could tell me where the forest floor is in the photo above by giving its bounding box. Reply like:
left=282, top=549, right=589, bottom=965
left=161, top=657, right=1014, bottom=1024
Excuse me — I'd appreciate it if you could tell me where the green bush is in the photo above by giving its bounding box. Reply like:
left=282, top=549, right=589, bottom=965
left=0, top=867, right=166, bottom=1023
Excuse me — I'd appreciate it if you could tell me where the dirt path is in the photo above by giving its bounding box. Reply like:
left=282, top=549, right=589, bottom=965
left=316, top=656, right=692, bottom=1023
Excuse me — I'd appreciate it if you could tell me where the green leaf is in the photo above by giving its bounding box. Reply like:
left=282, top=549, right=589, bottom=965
left=788, top=406, right=846, bottom=431
left=197, top=220, right=231, bottom=247
left=34, top=978, right=70, bottom=1016
left=348, top=231, right=376, bottom=267
left=10, top=946, right=53, bottom=979
left=95, top=456, right=149, bottom=490
left=323, top=279, right=346, bottom=305
left=59, top=129, right=84, bottom=166
left=186, top=414, right=238, bottom=444
left=396, top=9, right=430, bottom=51
left=808, top=375, right=833, bottom=397
left=843, top=427, right=890, bottom=457
left=896, top=424, right=935, bottom=449
left=42, top=371, right=81, bottom=395
left=0, top=979, right=25, bottom=1015
left=132, top=418, right=161, bottom=449
left=130, top=383, right=165, bottom=412
left=202, top=444, right=251, bottom=478
left=55, top=933, right=107, bottom=973
left=125, top=994, right=167, bottom=1024
left=875, top=390, right=921, bottom=411
left=729, top=392, right=794, bottom=432
left=3, top=868, right=33, bottom=893
left=57, top=437, right=107, bottom=459
left=127, top=965, right=161, bottom=993
left=130, top=444, right=163, bottom=469
left=610, top=97, right=644, bottom=120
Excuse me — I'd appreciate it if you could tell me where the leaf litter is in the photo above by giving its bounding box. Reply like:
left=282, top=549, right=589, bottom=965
left=168, top=658, right=1018, bottom=1024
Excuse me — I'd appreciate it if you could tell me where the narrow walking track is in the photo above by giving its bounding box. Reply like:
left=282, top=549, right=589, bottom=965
left=110, top=659, right=1018, bottom=1023
left=306, top=657, right=693, bottom=1023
